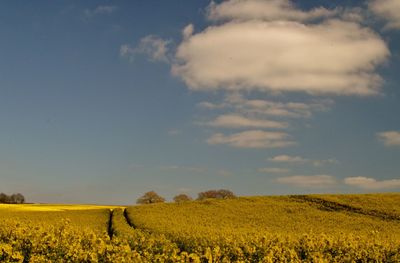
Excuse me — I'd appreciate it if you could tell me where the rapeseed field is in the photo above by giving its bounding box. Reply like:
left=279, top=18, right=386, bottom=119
left=1, top=194, right=399, bottom=262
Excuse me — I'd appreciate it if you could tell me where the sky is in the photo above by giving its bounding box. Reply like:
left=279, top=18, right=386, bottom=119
left=0, top=0, right=399, bottom=204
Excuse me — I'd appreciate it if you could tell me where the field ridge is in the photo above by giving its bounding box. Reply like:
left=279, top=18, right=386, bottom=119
left=289, top=194, right=400, bottom=221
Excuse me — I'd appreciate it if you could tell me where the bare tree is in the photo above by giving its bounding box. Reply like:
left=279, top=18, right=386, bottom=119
left=136, top=191, right=166, bottom=204
left=173, top=194, right=192, bottom=203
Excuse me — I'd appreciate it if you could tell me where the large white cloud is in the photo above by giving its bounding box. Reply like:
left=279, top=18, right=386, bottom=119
left=344, top=176, right=400, bottom=189
left=369, top=0, right=400, bottom=29
left=207, top=130, right=295, bottom=148
left=207, top=0, right=337, bottom=22
left=377, top=131, right=400, bottom=146
left=172, top=10, right=389, bottom=95
left=276, top=175, right=336, bottom=187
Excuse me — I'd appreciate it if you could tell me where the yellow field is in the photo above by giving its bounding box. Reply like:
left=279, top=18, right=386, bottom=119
left=1, top=194, right=400, bottom=262
left=0, top=203, right=121, bottom=212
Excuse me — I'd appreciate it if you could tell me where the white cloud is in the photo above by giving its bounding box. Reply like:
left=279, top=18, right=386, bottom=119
left=377, top=131, right=400, bottom=146
left=199, top=93, right=333, bottom=118
left=172, top=11, right=389, bottom=95
left=268, top=155, right=338, bottom=166
left=258, top=167, right=290, bottom=174
left=344, top=176, right=400, bottom=190
left=369, top=0, right=400, bottom=29
left=207, top=130, right=295, bottom=148
left=277, top=175, right=336, bottom=187
left=84, top=5, right=118, bottom=17
left=120, top=35, right=171, bottom=63
left=207, top=0, right=337, bottom=22
left=268, top=155, right=308, bottom=163
left=206, top=114, right=288, bottom=129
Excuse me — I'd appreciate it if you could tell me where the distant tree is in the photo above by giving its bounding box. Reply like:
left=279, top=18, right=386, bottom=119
left=197, top=189, right=236, bottom=200
left=0, top=193, right=8, bottom=203
left=13, top=193, right=25, bottom=204
left=0, top=193, right=24, bottom=204
left=173, top=194, right=192, bottom=203
left=136, top=191, right=166, bottom=204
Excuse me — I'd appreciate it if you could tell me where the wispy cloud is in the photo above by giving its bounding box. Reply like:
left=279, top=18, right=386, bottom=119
left=344, top=176, right=400, bottom=190
left=205, top=114, right=288, bottom=129
left=207, top=130, right=295, bottom=149
left=198, top=93, right=333, bottom=119
left=258, top=167, right=290, bottom=174
left=277, top=175, right=336, bottom=187
left=369, top=0, right=400, bottom=30
left=207, top=0, right=338, bottom=22
left=84, top=5, right=118, bottom=18
left=268, top=155, right=338, bottom=167
left=377, top=131, right=400, bottom=146
left=216, top=169, right=233, bottom=177
left=159, top=165, right=206, bottom=174
left=120, top=35, right=171, bottom=63
left=268, top=155, right=307, bottom=163
left=167, top=129, right=181, bottom=136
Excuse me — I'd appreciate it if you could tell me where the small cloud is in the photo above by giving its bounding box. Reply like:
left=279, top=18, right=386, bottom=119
left=182, top=24, right=194, bottom=39
left=205, top=114, right=288, bottom=129
left=268, top=155, right=338, bottom=167
left=84, top=5, right=118, bottom=18
left=197, top=101, right=228, bottom=110
left=377, top=131, right=400, bottom=147
left=312, top=159, right=339, bottom=167
left=258, top=167, right=290, bottom=174
left=217, top=169, right=233, bottom=177
left=167, top=129, right=181, bottom=136
left=344, top=176, right=400, bottom=190
left=268, top=155, right=307, bottom=163
left=277, top=175, right=336, bottom=187
left=120, top=35, right=171, bottom=63
left=160, top=165, right=206, bottom=174
left=207, top=130, right=296, bottom=149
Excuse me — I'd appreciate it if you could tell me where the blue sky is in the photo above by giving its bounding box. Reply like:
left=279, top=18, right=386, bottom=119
left=0, top=0, right=399, bottom=204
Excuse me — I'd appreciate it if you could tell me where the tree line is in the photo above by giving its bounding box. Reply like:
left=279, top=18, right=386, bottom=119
left=136, top=189, right=236, bottom=204
left=0, top=193, right=25, bottom=204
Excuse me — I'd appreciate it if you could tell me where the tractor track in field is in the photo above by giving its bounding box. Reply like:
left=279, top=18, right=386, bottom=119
left=123, top=208, right=135, bottom=228
left=108, top=209, right=114, bottom=239
left=290, top=195, right=400, bottom=221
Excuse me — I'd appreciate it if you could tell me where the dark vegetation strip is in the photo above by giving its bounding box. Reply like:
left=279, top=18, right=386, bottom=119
left=123, top=208, right=135, bottom=228
left=290, top=195, right=400, bottom=221
left=108, top=209, right=114, bottom=239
